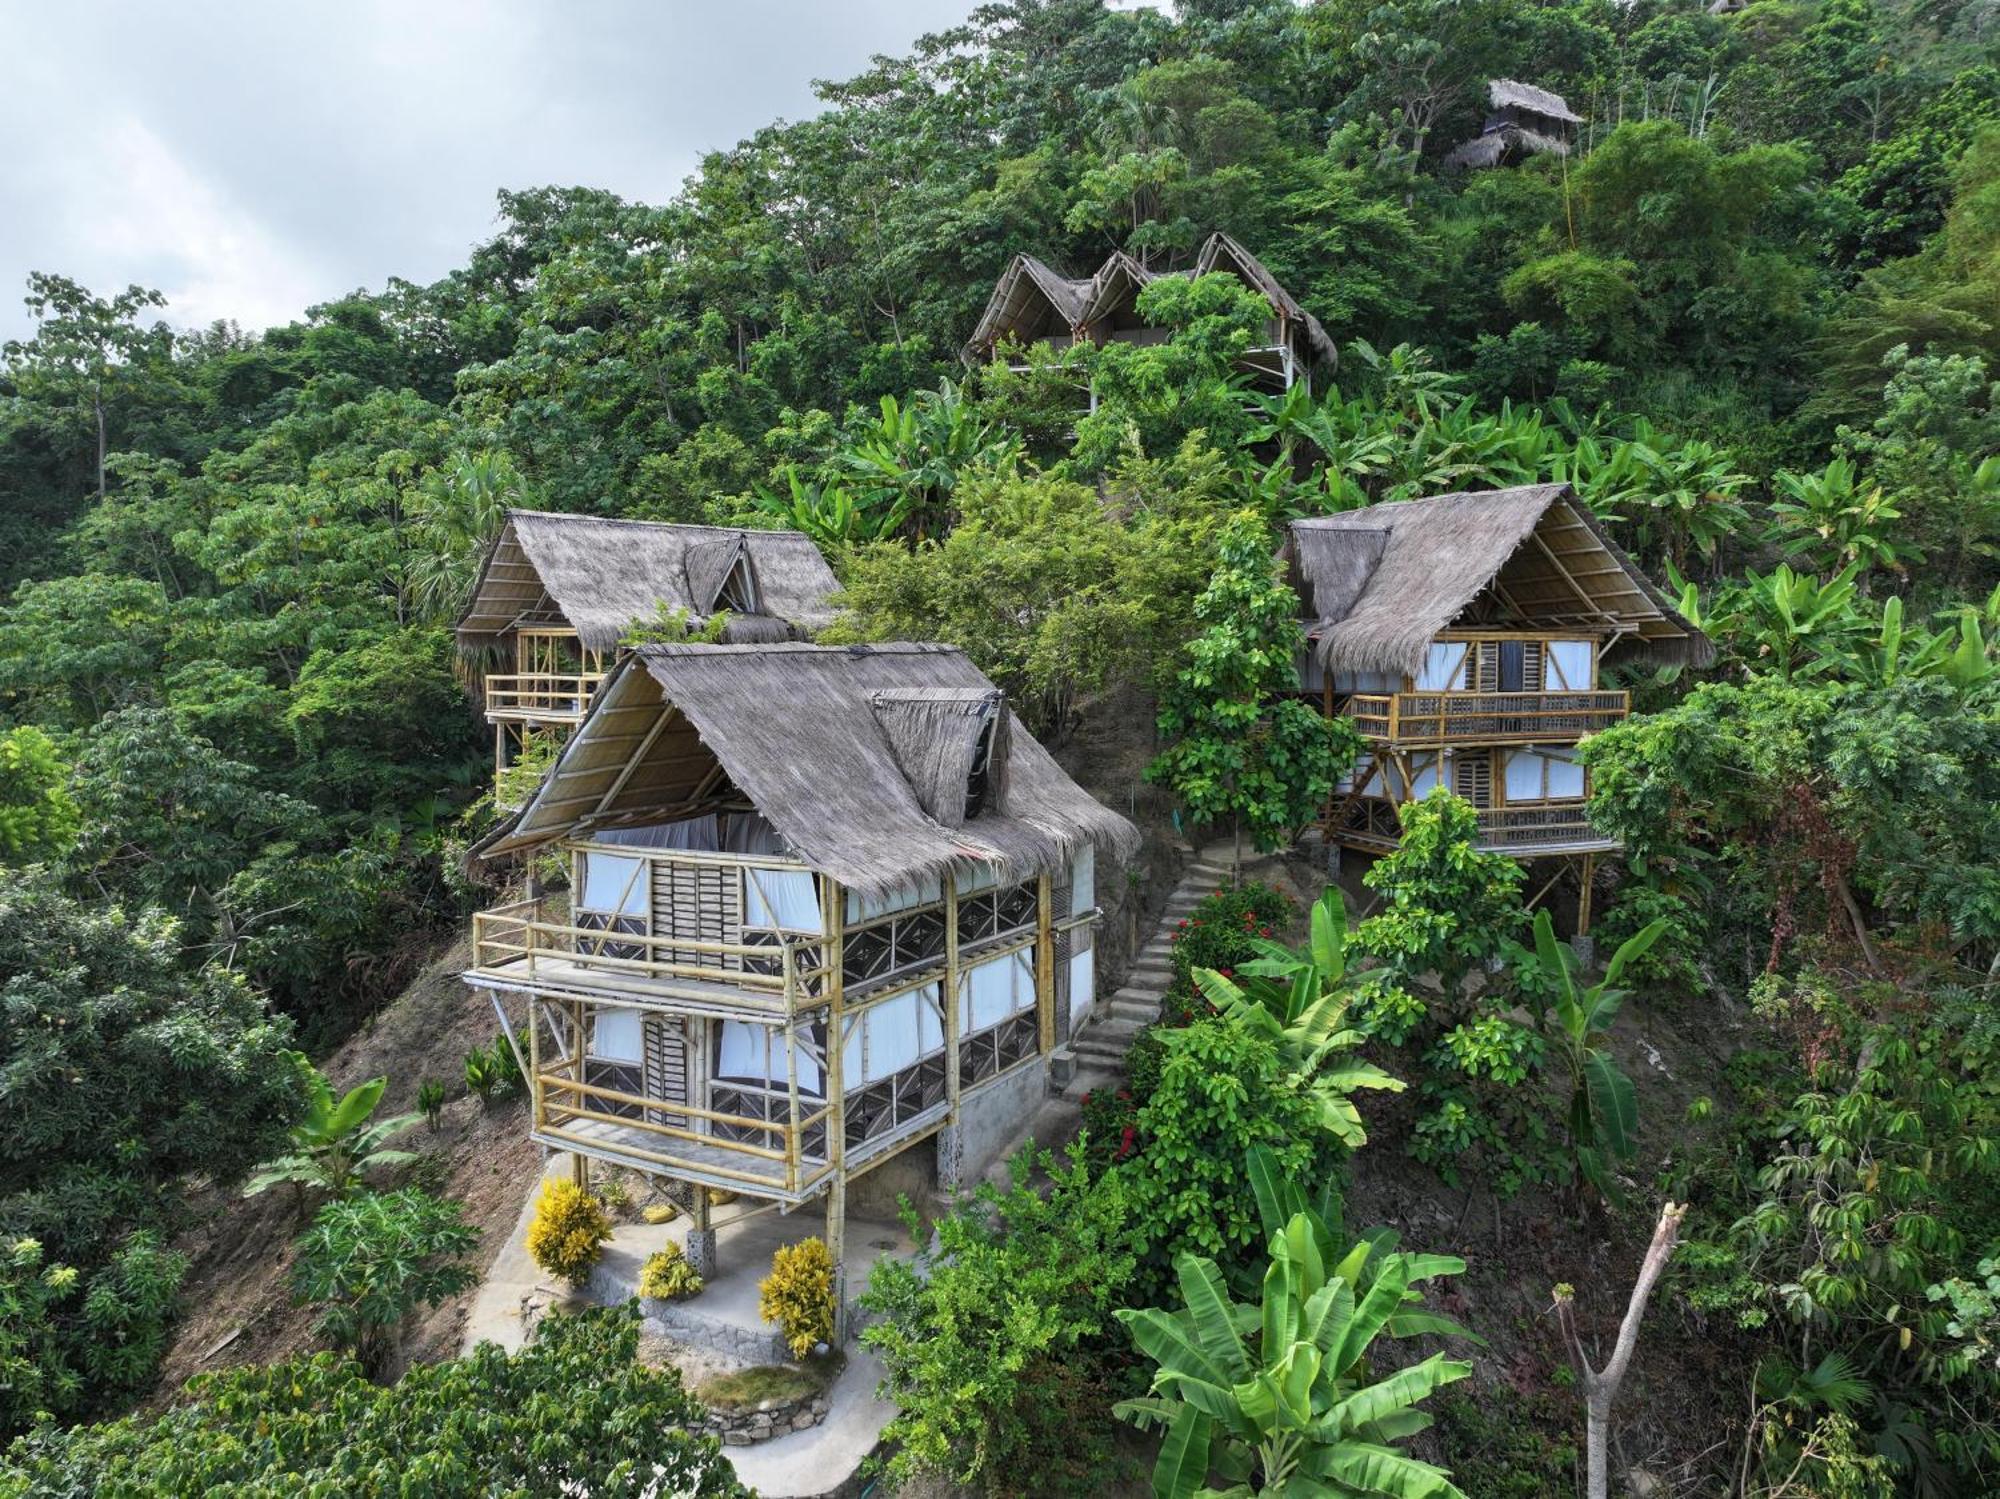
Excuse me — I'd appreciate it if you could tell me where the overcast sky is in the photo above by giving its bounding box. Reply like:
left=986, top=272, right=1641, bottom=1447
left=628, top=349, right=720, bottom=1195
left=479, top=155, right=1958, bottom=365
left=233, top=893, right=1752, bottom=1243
left=0, top=1, right=975, bottom=344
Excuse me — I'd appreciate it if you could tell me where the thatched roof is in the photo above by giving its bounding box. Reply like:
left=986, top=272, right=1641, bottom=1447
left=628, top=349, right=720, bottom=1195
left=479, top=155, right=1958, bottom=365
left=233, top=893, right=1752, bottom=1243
left=1283, top=484, right=1713, bottom=677
left=962, top=233, right=1337, bottom=368
left=456, top=510, right=840, bottom=655
left=474, top=643, right=1138, bottom=900
left=869, top=687, right=1009, bottom=829
left=1489, top=79, right=1582, bottom=124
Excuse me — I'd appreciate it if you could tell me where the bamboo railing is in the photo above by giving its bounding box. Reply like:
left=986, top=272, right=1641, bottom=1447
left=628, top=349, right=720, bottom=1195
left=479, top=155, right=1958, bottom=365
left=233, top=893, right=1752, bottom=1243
left=1342, top=690, right=1627, bottom=746
left=483, top=671, right=606, bottom=722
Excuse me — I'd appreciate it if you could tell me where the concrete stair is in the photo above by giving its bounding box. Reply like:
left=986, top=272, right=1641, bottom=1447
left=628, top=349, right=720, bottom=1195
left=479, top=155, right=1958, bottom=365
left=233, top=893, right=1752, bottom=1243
left=1052, top=852, right=1246, bottom=1097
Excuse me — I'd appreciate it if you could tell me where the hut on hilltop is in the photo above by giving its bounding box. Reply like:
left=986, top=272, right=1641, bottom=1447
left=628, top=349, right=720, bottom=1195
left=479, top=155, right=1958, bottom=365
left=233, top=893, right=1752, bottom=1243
left=1444, top=80, right=1585, bottom=169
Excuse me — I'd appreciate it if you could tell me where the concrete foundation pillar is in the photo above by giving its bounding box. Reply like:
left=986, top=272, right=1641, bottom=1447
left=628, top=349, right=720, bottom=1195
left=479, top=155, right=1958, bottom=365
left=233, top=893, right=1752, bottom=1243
left=1570, top=933, right=1597, bottom=969
left=684, top=1228, right=718, bottom=1279
left=935, top=1122, right=965, bottom=1195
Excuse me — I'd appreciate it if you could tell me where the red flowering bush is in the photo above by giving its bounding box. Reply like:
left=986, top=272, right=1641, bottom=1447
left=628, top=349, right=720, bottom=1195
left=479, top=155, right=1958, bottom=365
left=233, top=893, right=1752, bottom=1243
left=1165, top=881, right=1294, bottom=1001
left=1078, top=1086, right=1141, bottom=1171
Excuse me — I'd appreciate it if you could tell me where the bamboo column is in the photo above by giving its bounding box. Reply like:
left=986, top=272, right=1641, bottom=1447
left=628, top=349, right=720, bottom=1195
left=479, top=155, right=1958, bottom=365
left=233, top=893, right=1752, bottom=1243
left=1035, top=874, right=1056, bottom=1055
left=821, top=876, right=849, bottom=1342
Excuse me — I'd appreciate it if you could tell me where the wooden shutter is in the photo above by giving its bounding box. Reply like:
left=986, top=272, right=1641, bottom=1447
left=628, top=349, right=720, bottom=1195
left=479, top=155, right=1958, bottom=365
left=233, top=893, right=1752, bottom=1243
left=1454, top=749, right=1494, bottom=808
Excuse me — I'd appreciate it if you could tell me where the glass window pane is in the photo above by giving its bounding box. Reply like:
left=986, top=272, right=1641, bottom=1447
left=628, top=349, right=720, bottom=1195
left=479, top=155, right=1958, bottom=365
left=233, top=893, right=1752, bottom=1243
left=1504, top=751, right=1547, bottom=802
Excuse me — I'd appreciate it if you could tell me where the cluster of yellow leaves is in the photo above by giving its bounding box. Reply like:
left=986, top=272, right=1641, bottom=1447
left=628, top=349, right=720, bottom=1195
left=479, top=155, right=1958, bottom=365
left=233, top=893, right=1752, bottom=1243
left=526, top=1178, right=612, bottom=1286
left=758, top=1236, right=834, bottom=1358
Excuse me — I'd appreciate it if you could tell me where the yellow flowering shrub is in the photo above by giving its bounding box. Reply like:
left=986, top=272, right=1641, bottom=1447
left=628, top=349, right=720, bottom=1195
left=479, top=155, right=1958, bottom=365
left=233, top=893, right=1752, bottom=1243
left=638, top=1242, right=703, bottom=1301
left=758, top=1236, right=835, bottom=1358
left=526, top=1178, right=612, bottom=1286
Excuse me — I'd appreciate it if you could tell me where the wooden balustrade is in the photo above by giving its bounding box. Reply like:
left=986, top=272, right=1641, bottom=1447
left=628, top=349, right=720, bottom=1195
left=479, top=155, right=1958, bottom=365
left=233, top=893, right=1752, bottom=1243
left=483, top=671, right=606, bottom=723
left=1341, top=690, right=1627, bottom=746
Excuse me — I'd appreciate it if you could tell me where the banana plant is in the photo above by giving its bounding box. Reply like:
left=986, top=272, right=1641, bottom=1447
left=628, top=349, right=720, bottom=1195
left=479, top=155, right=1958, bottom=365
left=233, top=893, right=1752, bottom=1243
left=1115, top=1210, right=1474, bottom=1498
left=750, top=466, right=913, bottom=549
left=1525, top=911, right=1666, bottom=1201
left=1187, top=888, right=1405, bottom=1147
left=1766, top=456, right=1910, bottom=584
left=244, top=1062, right=421, bottom=1200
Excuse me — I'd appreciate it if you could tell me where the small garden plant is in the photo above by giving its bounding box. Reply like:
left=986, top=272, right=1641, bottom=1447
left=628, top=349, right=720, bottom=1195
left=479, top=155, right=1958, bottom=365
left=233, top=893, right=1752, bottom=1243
left=290, top=1187, right=478, bottom=1377
left=759, top=1236, right=835, bottom=1358
left=526, top=1177, right=613, bottom=1286
left=639, top=1242, right=703, bottom=1301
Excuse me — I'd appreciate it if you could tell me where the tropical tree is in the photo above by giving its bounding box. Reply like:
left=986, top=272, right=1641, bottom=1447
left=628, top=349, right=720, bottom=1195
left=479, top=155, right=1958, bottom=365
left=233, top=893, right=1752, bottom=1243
left=244, top=1066, right=421, bottom=1202
left=1190, top=888, right=1406, bottom=1147
left=290, top=1187, right=479, bottom=1376
left=1148, top=510, right=1359, bottom=860
left=1519, top=909, right=1668, bottom=1199
left=1115, top=1211, right=1475, bottom=1498
left=0, top=727, right=78, bottom=865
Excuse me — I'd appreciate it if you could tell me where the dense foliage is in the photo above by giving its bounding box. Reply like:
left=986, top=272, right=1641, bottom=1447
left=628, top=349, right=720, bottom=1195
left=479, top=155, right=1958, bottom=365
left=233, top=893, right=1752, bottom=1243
left=4, top=0, right=2000, bottom=1486
left=0, top=1306, right=748, bottom=1497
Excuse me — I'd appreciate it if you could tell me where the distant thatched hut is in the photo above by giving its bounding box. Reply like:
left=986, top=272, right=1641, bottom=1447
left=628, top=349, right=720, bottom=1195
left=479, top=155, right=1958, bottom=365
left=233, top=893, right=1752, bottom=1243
left=455, top=510, right=839, bottom=799
left=963, top=231, right=1335, bottom=394
left=1444, top=80, right=1585, bottom=170
left=1284, top=484, right=1710, bottom=925
left=462, top=642, right=1137, bottom=1332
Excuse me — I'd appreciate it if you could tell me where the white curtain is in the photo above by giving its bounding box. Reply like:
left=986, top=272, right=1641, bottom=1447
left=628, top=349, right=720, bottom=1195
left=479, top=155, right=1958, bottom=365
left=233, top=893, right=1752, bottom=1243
left=722, top=812, right=786, bottom=855
left=1331, top=670, right=1398, bottom=694
left=1546, top=640, right=1593, bottom=690
left=1069, top=845, right=1095, bottom=916
left=1409, top=752, right=1448, bottom=798
left=963, top=950, right=1034, bottom=1032
left=743, top=868, right=822, bottom=931
left=715, top=1019, right=822, bottom=1093
left=845, top=876, right=943, bottom=924
left=591, top=1008, right=644, bottom=1062
left=595, top=816, right=719, bottom=851
left=1504, top=750, right=1547, bottom=802
left=1504, top=748, right=1586, bottom=802
left=1547, top=751, right=1586, bottom=799
left=1068, top=947, right=1096, bottom=1028
left=580, top=852, right=649, bottom=916
left=1416, top=642, right=1468, bottom=691
left=840, top=985, right=944, bottom=1086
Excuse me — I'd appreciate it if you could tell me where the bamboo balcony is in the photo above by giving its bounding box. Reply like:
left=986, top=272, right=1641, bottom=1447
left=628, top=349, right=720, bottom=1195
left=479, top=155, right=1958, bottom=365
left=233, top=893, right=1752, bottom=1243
left=1342, top=690, right=1627, bottom=747
left=1334, top=796, right=1613, bottom=854
left=483, top=671, right=607, bottom=724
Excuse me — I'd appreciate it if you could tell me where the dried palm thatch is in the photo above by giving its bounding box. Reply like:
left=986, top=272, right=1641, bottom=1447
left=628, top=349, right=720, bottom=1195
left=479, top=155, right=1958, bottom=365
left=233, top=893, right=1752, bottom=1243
left=963, top=254, right=1095, bottom=362
left=868, top=687, right=1009, bottom=828
left=476, top=644, right=1137, bottom=901
left=456, top=510, right=839, bottom=655
left=1488, top=79, right=1583, bottom=124
left=1284, top=484, right=1713, bottom=677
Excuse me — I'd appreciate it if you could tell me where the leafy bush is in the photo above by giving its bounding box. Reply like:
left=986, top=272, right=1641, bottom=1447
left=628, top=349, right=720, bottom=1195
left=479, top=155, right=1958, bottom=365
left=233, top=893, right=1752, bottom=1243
left=1078, top=1085, right=1140, bottom=1171
left=1165, top=879, right=1294, bottom=995
left=290, top=1188, right=479, bottom=1376
left=759, top=1237, right=835, bottom=1359
left=862, top=1147, right=1135, bottom=1496
left=0, top=1305, right=748, bottom=1496
left=416, top=1078, right=446, bottom=1132
left=1118, top=1015, right=1328, bottom=1289
left=0, top=1233, right=184, bottom=1437
left=525, top=1178, right=613, bottom=1287
left=0, top=727, right=77, bottom=865
left=638, top=1243, right=703, bottom=1302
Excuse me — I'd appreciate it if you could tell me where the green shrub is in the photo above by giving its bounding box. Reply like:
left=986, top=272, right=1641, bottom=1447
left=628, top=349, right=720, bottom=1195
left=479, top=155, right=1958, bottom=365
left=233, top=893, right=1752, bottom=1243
left=290, top=1188, right=478, bottom=1377
left=759, top=1238, right=835, bottom=1358
left=0, top=1306, right=748, bottom=1496
left=861, top=1146, right=1135, bottom=1497
left=416, top=1078, right=446, bottom=1132
left=1117, top=1015, right=1328, bottom=1291
left=526, top=1178, right=612, bottom=1287
left=639, top=1243, right=703, bottom=1302
left=1165, top=879, right=1295, bottom=1000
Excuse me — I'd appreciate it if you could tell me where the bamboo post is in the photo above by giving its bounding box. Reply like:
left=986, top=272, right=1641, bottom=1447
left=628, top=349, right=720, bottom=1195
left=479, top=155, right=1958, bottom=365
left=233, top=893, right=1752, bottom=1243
left=1035, top=874, right=1056, bottom=1055
left=821, top=875, right=849, bottom=1340
left=1577, top=853, right=1595, bottom=936
left=944, top=881, right=962, bottom=1107
left=529, top=996, right=545, bottom=1130
left=784, top=944, right=801, bottom=1196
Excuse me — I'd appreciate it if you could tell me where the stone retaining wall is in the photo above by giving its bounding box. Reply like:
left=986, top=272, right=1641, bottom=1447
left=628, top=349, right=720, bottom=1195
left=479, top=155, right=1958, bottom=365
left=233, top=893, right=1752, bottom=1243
left=704, top=1390, right=832, bottom=1447
left=641, top=1294, right=789, bottom=1364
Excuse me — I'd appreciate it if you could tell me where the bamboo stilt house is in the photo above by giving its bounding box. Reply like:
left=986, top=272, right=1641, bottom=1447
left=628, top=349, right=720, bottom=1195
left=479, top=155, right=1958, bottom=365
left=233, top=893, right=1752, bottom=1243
left=454, top=510, right=840, bottom=802
left=1286, top=484, right=1710, bottom=924
left=461, top=641, right=1138, bottom=1332
left=963, top=232, right=1336, bottom=395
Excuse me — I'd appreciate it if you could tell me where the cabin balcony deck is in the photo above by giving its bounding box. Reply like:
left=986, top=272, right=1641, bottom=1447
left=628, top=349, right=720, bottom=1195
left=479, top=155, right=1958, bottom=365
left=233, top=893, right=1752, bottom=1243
left=483, top=671, right=606, bottom=725
left=1333, top=796, right=1618, bottom=856
left=468, top=898, right=826, bottom=1020
left=1341, top=690, right=1627, bottom=747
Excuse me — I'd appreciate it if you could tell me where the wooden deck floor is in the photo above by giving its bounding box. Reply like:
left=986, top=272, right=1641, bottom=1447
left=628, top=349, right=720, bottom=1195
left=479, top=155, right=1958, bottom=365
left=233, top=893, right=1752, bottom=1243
left=465, top=952, right=793, bottom=1018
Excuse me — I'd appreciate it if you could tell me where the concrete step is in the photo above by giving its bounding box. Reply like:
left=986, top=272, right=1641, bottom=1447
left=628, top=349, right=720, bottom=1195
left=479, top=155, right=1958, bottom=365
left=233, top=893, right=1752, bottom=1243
left=1130, top=958, right=1175, bottom=980
left=1062, top=1064, right=1125, bottom=1101
left=1110, top=999, right=1159, bottom=1025
left=1113, top=983, right=1165, bottom=1004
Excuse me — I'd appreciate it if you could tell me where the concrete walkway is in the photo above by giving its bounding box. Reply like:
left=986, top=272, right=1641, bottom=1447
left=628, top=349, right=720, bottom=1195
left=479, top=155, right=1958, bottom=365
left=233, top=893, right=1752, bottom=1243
left=461, top=1155, right=572, bottom=1354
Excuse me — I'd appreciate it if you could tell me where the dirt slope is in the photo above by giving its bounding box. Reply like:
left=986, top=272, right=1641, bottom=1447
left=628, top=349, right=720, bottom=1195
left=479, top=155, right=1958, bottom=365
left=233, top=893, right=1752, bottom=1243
left=152, top=934, right=540, bottom=1400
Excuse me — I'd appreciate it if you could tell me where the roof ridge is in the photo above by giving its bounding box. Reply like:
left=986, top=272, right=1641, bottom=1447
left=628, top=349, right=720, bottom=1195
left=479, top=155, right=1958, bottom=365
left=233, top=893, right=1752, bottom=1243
left=506, top=508, right=809, bottom=540
left=633, top=641, right=963, bottom=659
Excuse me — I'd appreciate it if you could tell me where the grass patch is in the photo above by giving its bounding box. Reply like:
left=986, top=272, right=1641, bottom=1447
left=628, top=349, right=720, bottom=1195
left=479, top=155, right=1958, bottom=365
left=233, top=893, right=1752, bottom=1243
left=696, top=1354, right=842, bottom=1412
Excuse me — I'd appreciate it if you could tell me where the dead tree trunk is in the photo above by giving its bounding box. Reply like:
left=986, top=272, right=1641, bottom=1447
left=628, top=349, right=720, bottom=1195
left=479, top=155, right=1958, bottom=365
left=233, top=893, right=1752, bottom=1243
left=1554, top=1201, right=1687, bottom=1499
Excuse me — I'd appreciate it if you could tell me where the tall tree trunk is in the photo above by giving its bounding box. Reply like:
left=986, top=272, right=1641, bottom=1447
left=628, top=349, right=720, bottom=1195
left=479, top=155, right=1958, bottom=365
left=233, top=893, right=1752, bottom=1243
left=1555, top=1202, right=1687, bottom=1499
left=94, top=384, right=108, bottom=501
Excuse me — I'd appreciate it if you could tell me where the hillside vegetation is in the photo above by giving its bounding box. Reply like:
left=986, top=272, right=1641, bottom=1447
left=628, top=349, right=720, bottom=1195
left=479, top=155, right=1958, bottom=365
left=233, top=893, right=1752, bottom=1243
left=2, top=1, right=1997, bottom=1495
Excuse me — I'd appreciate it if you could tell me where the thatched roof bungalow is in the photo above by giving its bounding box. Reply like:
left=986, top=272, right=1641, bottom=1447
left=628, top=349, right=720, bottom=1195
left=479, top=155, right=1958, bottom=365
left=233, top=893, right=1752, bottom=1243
left=1444, top=80, right=1584, bottom=170
left=963, top=232, right=1335, bottom=385
left=475, top=642, right=1138, bottom=902
left=456, top=509, right=840, bottom=659
left=1285, top=484, right=1711, bottom=680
